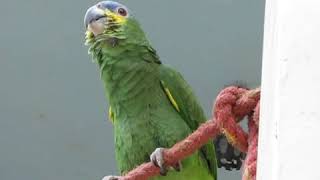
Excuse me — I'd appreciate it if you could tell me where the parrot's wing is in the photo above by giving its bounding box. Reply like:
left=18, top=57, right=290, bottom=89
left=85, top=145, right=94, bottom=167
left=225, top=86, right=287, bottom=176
left=159, top=65, right=217, bottom=179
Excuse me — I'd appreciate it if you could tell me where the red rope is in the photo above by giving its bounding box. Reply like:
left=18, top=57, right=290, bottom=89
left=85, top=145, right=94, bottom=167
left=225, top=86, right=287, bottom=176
left=115, top=86, right=260, bottom=180
left=213, top=86, right=260, bottom=180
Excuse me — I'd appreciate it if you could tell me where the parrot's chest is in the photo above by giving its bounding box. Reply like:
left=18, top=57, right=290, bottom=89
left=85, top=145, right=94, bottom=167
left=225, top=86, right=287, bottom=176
left=114, top=86, right=190, bottom=141
left=113, top=86, right=191, bottom=172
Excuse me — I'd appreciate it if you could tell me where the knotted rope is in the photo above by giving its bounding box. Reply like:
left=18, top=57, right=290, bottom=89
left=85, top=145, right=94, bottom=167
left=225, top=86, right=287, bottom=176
left=112, top=86, right=260, bottom=180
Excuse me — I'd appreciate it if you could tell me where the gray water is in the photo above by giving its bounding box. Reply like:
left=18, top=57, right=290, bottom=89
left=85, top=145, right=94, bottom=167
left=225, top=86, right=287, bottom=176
left=0, top=0, right=264, bottom=179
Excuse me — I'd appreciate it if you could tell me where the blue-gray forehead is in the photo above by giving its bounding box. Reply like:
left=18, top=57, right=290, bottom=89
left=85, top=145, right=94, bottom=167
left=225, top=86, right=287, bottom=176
left=97, top=1, right=125, bottom=11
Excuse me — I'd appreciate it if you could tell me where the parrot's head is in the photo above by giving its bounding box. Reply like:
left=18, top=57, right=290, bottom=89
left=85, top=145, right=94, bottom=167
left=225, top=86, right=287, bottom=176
left=84, top=1, right=148, bottom=47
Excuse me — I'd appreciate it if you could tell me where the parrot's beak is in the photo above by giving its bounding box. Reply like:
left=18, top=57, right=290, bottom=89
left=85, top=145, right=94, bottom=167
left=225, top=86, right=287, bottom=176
left=84, top=6, right=107, bottom=36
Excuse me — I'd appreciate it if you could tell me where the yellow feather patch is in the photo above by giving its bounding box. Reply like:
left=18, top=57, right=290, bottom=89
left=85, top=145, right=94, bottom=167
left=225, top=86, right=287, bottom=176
left=108, top=106, right=114, bottom=123
left=85, top=30, right=94, bottom=39
left=85, top=31, right=94, bottom=45
left=164, top=87, right=180, bottom=112
left=221, top=128, right=237, bottom=146
left=105, top=10, right=127, bottom=24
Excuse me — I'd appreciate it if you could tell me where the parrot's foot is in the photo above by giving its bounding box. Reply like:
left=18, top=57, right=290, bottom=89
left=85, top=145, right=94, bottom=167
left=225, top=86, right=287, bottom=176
left=102, top=175, right=120, bottom=180
left=150, top=148, right=182, bottom=176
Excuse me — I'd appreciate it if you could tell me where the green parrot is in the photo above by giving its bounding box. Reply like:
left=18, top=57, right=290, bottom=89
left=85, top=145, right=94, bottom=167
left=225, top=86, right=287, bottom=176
left=84, top=1, right=217, bottom=180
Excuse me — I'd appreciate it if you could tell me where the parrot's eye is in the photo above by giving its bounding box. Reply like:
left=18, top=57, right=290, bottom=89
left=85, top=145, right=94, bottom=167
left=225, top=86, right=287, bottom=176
left=117, top=7, right=128, bottom=17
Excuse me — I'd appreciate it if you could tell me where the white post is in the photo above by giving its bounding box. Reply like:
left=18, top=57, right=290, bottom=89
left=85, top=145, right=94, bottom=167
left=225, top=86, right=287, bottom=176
left=257, top=0, right=320, bottom=180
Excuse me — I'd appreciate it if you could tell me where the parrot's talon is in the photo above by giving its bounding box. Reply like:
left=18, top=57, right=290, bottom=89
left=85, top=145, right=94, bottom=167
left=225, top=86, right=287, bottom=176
left=150, top=148, right=168, bottom=176
left=172, top=161, right=182, bottom=172
left=102, top=175, right=120, bottom=180
left=160, top=167, right=168, bottom=176
left=150, top=148, right=182, bottom=176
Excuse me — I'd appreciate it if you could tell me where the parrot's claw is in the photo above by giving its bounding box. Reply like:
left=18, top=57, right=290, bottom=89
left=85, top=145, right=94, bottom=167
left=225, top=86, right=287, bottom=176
left=172, top=161, right=182, bottom=172
left=150, top=148, right=168, bottom=175
left=150, top=148, right=182, bottom=176
left=102, top=175, right=120, bottom=180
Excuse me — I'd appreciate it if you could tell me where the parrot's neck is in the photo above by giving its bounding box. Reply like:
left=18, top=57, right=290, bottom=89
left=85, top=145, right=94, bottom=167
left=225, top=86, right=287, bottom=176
left=92, top=40, right=161, bottom=110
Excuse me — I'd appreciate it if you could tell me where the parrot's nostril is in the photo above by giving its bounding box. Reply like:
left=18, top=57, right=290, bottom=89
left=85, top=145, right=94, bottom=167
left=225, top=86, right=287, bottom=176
left=96, top=3, right=102, bottom=9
